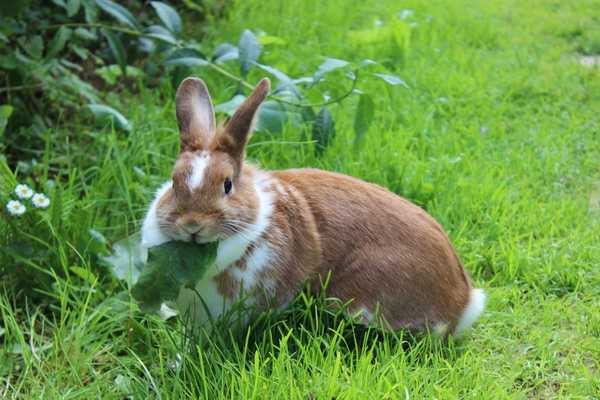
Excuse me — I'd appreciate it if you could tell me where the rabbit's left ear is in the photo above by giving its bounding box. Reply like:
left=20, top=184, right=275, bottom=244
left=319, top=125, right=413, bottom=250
left=175, top=77, right=216, bottom=152
left=219, top=78, right=270, bottom=174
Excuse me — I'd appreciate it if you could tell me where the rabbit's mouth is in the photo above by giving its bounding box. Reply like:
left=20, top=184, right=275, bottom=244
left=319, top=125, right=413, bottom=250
left=190, top=232, right=219, bottom=244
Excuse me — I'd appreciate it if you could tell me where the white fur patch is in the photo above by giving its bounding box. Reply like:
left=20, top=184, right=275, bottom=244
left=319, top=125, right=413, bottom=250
left=454, top=288, right=486, bottom=336
left=177, top=172, right=277, bottom=325
left=177, top=275, right=228, bottom=325
left=141, top=181, right=172, bottom=248
left=433, top=322, right=449, bottom=336
left=214, top=173, right=274, bottom=273
left=231, top=243, right=274, bottom=290
left=187, top=152, right=210, bottom=191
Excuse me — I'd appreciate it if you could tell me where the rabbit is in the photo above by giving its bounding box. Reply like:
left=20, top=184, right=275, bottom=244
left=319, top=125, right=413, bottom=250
left=140, top=77, right=485, bottom=336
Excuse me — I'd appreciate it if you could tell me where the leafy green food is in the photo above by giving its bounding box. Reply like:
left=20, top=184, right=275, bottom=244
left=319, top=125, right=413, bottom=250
left=103, top=235, right=218, bottom=313
left=131, top=241, right=218, bottom=312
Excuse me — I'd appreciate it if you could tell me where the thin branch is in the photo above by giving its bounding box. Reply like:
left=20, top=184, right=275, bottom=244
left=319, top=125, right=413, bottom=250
left=44, top=23, right=183, bottom=47
left=0, top=83, right=44, bottom=93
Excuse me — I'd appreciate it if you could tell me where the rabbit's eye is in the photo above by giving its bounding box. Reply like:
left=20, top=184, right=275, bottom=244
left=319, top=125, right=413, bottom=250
left=224, top=177, right=233, bottom=194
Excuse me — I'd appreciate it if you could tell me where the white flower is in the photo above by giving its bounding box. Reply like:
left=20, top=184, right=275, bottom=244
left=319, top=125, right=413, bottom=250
left=31, top=193, right=50, bottom=209
left=6, top=200, right=26, bottom=216
left=15, top=184, right=33, bottom=199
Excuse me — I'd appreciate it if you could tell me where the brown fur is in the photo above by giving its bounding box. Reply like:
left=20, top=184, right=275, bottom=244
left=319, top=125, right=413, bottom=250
left=157, top=77, right=476, bottom=333
left=271, top=170, right=471, bottom=331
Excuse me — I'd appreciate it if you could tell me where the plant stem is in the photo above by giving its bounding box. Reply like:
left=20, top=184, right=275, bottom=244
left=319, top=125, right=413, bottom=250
left=44, top=23, right=183, bottom=47
left=0, top=83, right=44, bottom=93
left=206, top=63, right=255, bottom=91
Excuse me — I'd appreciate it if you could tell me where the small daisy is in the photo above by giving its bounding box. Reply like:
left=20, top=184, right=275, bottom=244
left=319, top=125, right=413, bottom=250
left=31, top=193, right=50, bottom=209
left=6, top=200, right=26, bottom=216
left=15, top=184, right=33, bottom=199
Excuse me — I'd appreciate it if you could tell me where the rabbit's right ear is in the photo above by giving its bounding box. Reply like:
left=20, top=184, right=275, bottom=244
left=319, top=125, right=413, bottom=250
left=175, top=77, right=216, bottom=152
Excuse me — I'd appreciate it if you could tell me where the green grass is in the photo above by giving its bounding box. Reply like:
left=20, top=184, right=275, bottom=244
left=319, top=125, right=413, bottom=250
left=2, top=0, right=600, bottom=398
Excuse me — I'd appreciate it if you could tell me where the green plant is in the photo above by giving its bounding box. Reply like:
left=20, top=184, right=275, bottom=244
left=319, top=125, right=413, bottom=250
left=0, top=0, right=409, bottom=161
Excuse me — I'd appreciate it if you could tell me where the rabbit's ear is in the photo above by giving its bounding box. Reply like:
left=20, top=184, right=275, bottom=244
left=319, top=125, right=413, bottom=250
left=219, top=78, right=270, bottom=173
left=175, top=77, right=216, bottom=152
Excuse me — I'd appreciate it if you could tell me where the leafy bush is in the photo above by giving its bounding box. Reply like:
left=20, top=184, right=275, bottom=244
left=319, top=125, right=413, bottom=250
left=0, top=0, right=411, bottom=304
left=0, top=0, right=408, bottom=158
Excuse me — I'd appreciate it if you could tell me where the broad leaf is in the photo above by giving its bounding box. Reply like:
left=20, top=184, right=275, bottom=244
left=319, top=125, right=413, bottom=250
left=74, top=27, right=97, bottom=41
left=256, top=101, right=290, bottom=133
left=212, top=43, right=238, bottom=64
left=82, top=0, right=98, bottom=23
left=102, top=30, right=127, bottom=75
left=146, top=25, right=178, bottom=45
left=373, top=73, right=409, bottom=88
left=47, top=27, right=72, bottom=58
left=21, top=35, right=44, bottom=59
left=163, top=57, right=208, bottom=67
left=101, top=233, right=145, bottom=286
left=88, top=104, right=132, bottom=132
left=66, top=0, right=81, bottom=17
left=131, top=241, right=218, bottom=312
left=254, top=63, right=292, bottom=83
left=353, top=93, right=374, bottom=142
left=215, top=95, right=246, bottom=116
left=150, top=1, right=182, bottom=34
left=163, top=48, right=208, bottom=67
left=96, top=0, right=138, bottom=29
left=312, top=107, right=335, bottom=155
left=314, top=58, right=349, bottom=82
left=238, top=29, right=261, bottom=77
left=217, top=96, right=300, bottom=133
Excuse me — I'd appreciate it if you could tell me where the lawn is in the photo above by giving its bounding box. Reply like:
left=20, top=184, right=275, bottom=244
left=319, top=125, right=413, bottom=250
left=1, top=0, right=600, bottom=398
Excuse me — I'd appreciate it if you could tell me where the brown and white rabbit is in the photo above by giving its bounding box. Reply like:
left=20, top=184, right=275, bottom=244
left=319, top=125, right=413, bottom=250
left=141, top=77, right=485, bottom=336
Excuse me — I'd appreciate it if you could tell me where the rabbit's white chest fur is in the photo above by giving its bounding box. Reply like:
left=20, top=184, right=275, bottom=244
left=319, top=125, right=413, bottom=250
left=141, top=174, right=277, bottom=324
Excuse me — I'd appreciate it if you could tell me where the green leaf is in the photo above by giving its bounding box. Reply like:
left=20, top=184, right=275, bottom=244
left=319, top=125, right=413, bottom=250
left=215, top=95, right=246, bottom=116
left=212, top=43, right=238, bottom=64
left=163, top=48, right=208, bottom=67
left=21, top=35, right=44, bottom=59
left=238, top=29, right=261, bottom=77
left=353, top=94, right=374, bottom=142
left=254, top=63, right=291, bottom=83
left=312, top=107, right=335, bottom=155
left=314, top=58, right=349, bottom=82
left=163, top=57, right=208, bottom=67
left=101, top=233, right=145, bottom=286
left=0, top=105, right=14, bottom=137
left=131, top=241, right=218, bottom=312
left=102, top=30, right=127, bottom=75
left=66, top=0, right=81, bottom=16
left=96, top=0, right=138, bottom=29
left=150, top=1, right=182, bottom=34
left=82, top=0, right=98, bottom=23
left=373, top=73, right=409, bottom=88
left=74, top=27, right=97, bottom=41
left=88, top=104, right=132, bottom=132
left=256, top=101, right=290, bottom=133
left=46, top=27, right=72, bottom=58
left=146, top=25, right=178, bottom=45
